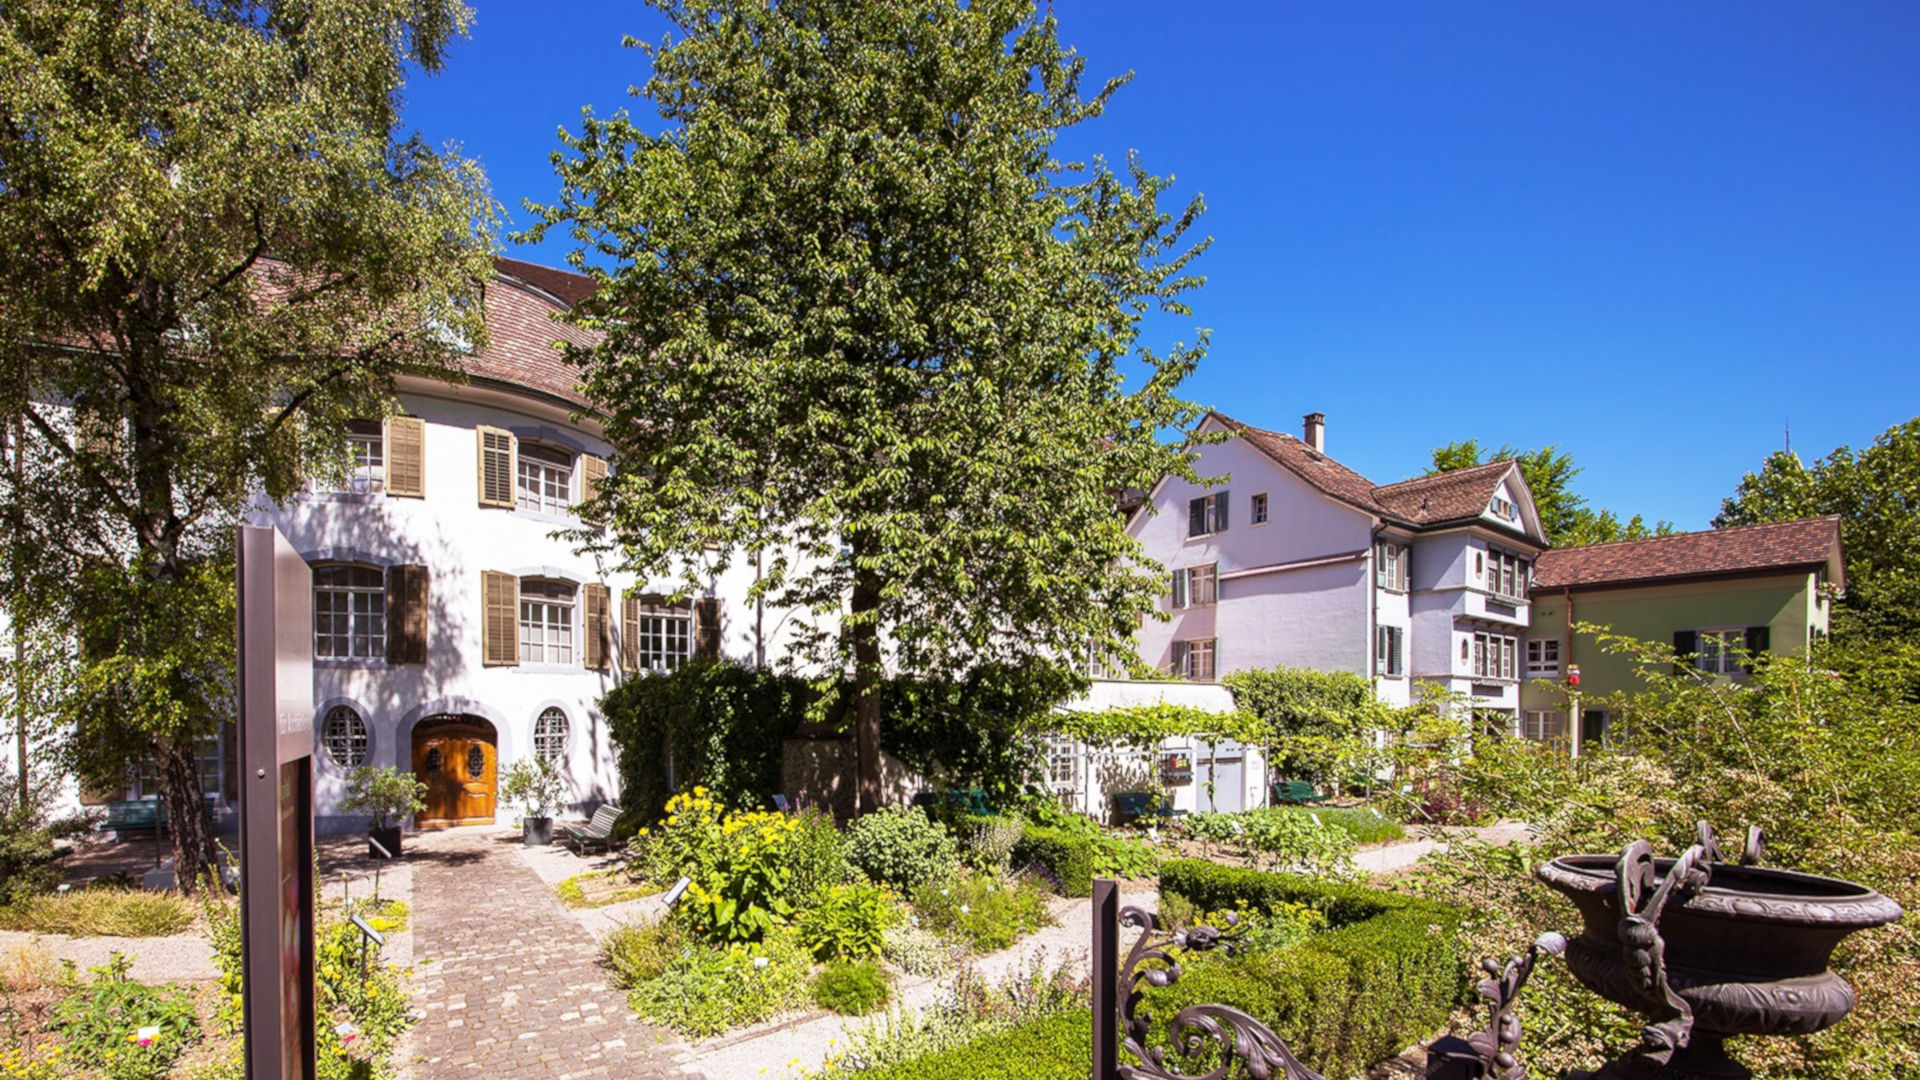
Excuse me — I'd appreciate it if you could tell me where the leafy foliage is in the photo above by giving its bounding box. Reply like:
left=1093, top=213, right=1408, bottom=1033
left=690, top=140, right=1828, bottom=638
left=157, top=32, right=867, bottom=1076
left=602, top=919, right=689, bottom=990
left=845, top=807, right=959, bottom=895
left=1715, top=417, right=1920, bottom=640
left=812, top=960, right=892, bottom=1016
left=0, top=0, right=497, bottom=891
left=797, top=882, right=904, bottom=963
left=1049, top=704, right=1266, bottom=748
left=1180, top=809, right=1357, bottom=876
left=909, top=875, right=1055, bottom=955
left=532, top=0, right=1211, bottom=802
left=624, top=928, right=813, bottom=1039
left=499, top=756, right=568, bottom=818
left=49, top=954, right=199, bottom=1078
left=658, top=790, right=802, bottom=944
left=880, top=923, right=961, bottom=978
left=1221, top=666, right=1391, bottom=790
left=338, top=767, right=426, bottom=830
left=0, top=806, right=64, bottom=906
left=958, top=816, right=1024, bottom=878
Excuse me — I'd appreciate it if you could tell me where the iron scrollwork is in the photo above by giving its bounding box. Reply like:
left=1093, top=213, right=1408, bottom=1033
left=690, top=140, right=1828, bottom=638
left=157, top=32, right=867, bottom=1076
left=1111, top=905, right=1561, bottom=1080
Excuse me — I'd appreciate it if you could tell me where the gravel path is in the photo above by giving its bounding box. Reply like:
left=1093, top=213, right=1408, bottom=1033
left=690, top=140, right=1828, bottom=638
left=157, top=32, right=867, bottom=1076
left=0, top=928, right=219, bottom=983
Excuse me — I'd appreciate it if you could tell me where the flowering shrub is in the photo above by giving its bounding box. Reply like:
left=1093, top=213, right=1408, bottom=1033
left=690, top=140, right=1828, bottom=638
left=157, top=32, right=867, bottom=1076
left=656, top=788, right=805, bottom=943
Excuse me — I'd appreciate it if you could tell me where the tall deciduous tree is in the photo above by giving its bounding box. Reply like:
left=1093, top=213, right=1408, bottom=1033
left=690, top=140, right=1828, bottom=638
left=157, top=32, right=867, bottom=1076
left=1426, top=440, right=1672, bottom=547
left=0, top=0, right=497, bottom=890
left=1716, top=419, right=1920, bottom=640
left=532, top=0, right=1210, bottom=809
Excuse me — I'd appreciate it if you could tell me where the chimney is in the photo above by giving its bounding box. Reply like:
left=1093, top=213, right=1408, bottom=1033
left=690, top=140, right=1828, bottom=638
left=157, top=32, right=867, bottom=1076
left=1303, top=412, right=1326, bottom=454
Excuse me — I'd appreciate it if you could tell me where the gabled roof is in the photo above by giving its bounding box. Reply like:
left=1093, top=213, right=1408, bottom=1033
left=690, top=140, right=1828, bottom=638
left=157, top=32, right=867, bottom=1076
left=1531, top=516, right=1844, bottom=592
left=1207, top=412, right=1541, bottom=542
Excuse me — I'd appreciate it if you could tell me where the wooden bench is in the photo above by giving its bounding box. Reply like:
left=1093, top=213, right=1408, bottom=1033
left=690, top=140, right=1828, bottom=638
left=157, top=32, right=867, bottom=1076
left=1271, top=780, right=1328, bottom=806
left=563, top=805, right=624, bottom=854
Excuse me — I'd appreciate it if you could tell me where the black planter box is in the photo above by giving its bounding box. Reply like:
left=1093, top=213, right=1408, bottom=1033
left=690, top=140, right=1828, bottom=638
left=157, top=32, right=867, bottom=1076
left=523, top=817, right=554, bottom=846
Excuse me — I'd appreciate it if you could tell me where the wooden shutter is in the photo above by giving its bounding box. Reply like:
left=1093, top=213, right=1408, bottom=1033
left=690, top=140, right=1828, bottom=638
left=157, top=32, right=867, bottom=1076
left=1216, top=490, right=1229, bottom=531
left=476, top=426, right=517, bottom=507
left=1170, top=569, right=1187, bottom=609
left=1672, top=630, right=1697, bottom=675
left=386, top=565, right=429, bottom=664
left=1188, top=497, right=1206, bottom=537
left=580, top=454, right=608, bottom=511
left=386, top=416, right=426, bottom=497
left=1744, top=625, right=1770, bottom=673
left=620, top=593, right=641, bottom=672
left=481, top=571, right=519, bottom=666
left=584, top=584, right=611, bottom=670
left=695, top=597, right=722, bottom=660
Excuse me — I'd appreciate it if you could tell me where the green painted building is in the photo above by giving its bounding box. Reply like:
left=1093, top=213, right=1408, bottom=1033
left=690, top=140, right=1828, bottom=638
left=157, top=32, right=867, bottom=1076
left=1518, top=516, right=1844, bottom=755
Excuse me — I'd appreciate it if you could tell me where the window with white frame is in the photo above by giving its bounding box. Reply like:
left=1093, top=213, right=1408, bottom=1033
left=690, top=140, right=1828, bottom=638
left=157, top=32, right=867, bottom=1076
left=1521, top=710, right=1567, bottom=742
left=1173, top=638, right=1216, bottom=681
left=1692, top=629, right=1746, bottom=676
left=1526, top=637, right=1562, bottom=676
left=1375, top=625, right=1405, bottom=676
left=1043, top=733, right=1079, bottom=790
left=1170, top=563, right=1217, bottom=609
left=1250, top=492, right=1269, bottom=525
left=1486, top=550, right=1530, bottom=601
left=1374, top=542, right=1408, bottom=591
left=346, top=421, right=384, bottom=493
left=516, top=443, right=575, bottom=514
left=1472, top=632, right=1518, bottom=679
left=519, top=579, right=576, bottom=664
left=635, top=610, right=692, bottom=672
left=1187, top=491, right=1228, bottom=537
left=534, top=707, right=569, bottom=762
left=322, top=706, right=369, bottom=768
left=314, top=565, right=385, bottom=660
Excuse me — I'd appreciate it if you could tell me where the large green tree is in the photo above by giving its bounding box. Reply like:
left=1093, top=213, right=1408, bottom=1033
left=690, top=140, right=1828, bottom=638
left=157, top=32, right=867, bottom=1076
left=1426, top=440, right=1672, bottom=547
left=1716, top=418, right=1920, bottom=641
left=532, top=0, right=1210, bottom=809
left=0, top=0, right=497, bottom=889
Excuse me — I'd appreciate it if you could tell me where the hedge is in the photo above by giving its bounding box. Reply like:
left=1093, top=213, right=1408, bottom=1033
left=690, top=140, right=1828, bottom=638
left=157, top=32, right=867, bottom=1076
left=1153, top=859, right=1467, bottom=1076
left=857, top=1010, right=1089, bottom=1080
left=1010, top=825, right=1094, bottom=898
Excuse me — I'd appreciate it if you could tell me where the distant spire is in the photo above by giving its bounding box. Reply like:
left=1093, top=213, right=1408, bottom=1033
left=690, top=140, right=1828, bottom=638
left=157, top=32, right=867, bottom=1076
left=1785, top=417, right=1791, bottom=456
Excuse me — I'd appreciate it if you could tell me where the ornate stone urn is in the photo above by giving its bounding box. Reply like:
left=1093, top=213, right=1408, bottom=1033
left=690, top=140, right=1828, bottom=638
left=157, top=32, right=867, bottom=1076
left=1536, top=823, right=1903, bottom=1080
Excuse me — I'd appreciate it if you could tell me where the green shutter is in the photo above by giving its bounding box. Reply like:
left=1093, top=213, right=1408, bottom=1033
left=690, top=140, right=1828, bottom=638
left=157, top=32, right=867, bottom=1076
left=1672, top=630, right=1697, bottom=675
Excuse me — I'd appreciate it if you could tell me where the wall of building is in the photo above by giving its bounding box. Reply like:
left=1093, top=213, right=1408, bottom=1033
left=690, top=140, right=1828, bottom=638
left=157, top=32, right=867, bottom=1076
left=1047, top=680, right=1265, bottom=822
left=1520, top=571, right=1823, bottom=716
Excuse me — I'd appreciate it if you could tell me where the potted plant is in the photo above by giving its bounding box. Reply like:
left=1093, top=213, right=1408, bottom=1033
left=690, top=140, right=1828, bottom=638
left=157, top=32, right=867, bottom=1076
left=501, top=756, right=568, bottom=846
left=340, top=766, right=426, bottom=858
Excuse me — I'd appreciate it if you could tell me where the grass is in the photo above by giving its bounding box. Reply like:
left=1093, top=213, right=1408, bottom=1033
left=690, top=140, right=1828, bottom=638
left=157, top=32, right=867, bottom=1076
left=0, top=940, right=60, bottom=992
left=0, top=888, right=195, bottom=937
left=556, top=869, right=653, bottom=909
left=1278, top=806, right=1405, bottom=845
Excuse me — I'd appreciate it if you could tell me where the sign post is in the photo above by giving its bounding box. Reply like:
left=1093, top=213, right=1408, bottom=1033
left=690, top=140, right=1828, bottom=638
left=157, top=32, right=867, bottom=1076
left=237, top=526, right=316, bottom=1080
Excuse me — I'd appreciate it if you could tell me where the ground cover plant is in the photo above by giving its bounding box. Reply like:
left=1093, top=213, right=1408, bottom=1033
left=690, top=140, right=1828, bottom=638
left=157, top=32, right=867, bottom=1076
left=1180, top=808, right=1357, bottom=876
left=909, top=874, right=1054, bottom=955
left=812, top=960, right=892, bottom=1016
left=621, top=927, right=814, bottom=1038
left=49, top=954, right=199, bottom=1079
left=1287, top=805, right=1403, bottom=845
left=555, top=869, right=653, bottom=910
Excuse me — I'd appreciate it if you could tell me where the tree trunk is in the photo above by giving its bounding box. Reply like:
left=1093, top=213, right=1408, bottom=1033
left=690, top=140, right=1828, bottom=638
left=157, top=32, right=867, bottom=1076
left=850, top=551, right=884, bottom=815
left=157, top=734, right=221, bottom=895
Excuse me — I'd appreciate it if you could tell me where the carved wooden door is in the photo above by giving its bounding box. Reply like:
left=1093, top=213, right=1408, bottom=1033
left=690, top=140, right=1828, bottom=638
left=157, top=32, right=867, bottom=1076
left=412, top=722, right=497, bottom=826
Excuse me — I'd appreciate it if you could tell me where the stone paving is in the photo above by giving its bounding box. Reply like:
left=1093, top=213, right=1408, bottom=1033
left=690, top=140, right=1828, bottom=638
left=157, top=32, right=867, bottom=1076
left=408, top=827, right=697, bottom=1080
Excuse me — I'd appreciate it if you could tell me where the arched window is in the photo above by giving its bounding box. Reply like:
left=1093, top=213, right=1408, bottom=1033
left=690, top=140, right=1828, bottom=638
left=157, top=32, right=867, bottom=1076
left=534, top=708, right=568, bottom=763
left=315, top=565, right=385, bottom=659
left=321, top=706, right=368, bottom=768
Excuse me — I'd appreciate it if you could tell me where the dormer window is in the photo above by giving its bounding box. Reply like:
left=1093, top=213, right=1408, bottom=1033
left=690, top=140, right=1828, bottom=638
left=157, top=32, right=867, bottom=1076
left=516, top=444, right=575, bottom=515
left=1489, top=495, right=1517, bottom=521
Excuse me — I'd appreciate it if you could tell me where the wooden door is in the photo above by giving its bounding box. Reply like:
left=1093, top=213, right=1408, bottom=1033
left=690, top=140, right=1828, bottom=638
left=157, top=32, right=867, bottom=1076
left=412, top=722, right=497, bottom=826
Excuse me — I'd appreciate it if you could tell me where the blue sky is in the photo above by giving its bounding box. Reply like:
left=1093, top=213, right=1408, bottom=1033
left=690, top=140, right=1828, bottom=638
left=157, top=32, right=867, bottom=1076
left=402, top=2, right=1920, bottom=532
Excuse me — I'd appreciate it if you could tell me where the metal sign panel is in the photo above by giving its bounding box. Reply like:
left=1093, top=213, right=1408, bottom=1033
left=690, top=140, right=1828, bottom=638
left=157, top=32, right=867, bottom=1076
left=238, top=525, right=316, bottom=1080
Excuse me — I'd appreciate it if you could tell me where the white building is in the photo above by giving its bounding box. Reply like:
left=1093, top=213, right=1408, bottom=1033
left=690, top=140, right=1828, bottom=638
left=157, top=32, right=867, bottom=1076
left=1127, top=411, right=1548, bottom=723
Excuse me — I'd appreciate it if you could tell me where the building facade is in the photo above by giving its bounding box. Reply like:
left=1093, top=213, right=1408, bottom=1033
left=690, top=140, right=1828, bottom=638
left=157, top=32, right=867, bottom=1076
left=1127, top=412, right=1549, bottom=723
left=1519, top=516, right=1843, bottom=754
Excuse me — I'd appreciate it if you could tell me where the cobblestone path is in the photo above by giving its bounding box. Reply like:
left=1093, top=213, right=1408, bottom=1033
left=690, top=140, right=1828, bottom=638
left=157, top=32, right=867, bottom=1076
left=409, top=828, right=696, bottom=1079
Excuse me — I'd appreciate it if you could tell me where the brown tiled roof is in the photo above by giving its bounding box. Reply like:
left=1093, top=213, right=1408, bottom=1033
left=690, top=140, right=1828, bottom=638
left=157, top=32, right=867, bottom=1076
left=461, top=260, right=601, bottom=411
left=1532, top=516, right=1843, bottom=591
left=494, top=257, right=596, bottom=306
left=1374, top=459, right=1518, bottom=526
left=1212, top=412, right=1531, bottom=537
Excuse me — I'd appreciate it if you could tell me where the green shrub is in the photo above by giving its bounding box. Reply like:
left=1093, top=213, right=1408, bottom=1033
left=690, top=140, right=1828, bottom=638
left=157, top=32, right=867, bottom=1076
left=787, top=807, right=853, bottom=901
left=625, top=928, right=813, bottom=1038
left=1150, top=859, right=1466, bottom=1077
left=854, top=1009, right=1090, bottom=1080
left=51, top=953, right=201, bottom=1078
left=797, top=881, right=904, bottom=961
left=812, top=959, right=892, bottom=1015
left=1291, top=805, right=1404, bottom=845
left=846, top=806, right=958, bottom=893
left=959, top=815, right=1023, bottom=877
left=880, top=923, right=960, bottom=977
left=0, top=887, right=194, bottom=937
left=602, top=919, right=689, bottom=989
left=0, top=806, right=64, bottom=905
left=1021, top=801, right=1158, bottom=879
left=821, top=951, right=1088, bottom=1076
left=1010, top=825, right=1094, bottom=897
left=1181, top=809, right=1356, bottom=876
left=910, top=874, right=1053, bottom=954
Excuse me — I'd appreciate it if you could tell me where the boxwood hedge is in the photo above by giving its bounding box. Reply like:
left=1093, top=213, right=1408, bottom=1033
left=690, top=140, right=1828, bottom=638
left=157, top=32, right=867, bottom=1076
left=1009, top=825, right=1095, bottom=898
left=861, top=860, right=1466, bottom=1080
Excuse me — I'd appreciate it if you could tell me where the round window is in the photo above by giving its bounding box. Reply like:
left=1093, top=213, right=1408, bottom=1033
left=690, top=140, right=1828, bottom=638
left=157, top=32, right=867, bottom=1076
left=321, top=707, right=368, bottom=768
left=534, top=708, right=568, bottom=763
